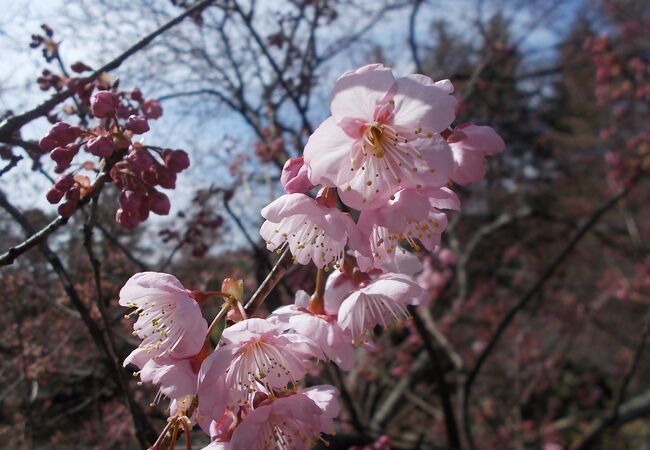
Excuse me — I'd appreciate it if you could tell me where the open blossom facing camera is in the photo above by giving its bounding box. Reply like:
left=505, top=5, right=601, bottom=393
left=119, top=272, right=207, bottom=359
left=304, top=63, right=456, bottom=210
left=260, top=192, right=365, bottom=268
left=356, top=187, right=458, bottom=269
left=198, top=318, right=322, bottom=408
left=228, top=387, right=339, bottom=450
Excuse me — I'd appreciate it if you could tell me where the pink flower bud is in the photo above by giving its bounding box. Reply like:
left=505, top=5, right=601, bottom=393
left=50, top=146, right=74, bottom=166
left=86, top=136, right=114, bottom=158
left=54, top=174, right=75, bottom=191
left=116, top=208, right=139, bottom=229
left=125, top=115, right=150, bottom=134
left=116, top=104, right=134, bottom=119
left=119, top=189, right=142, bottom=212
left=142, top=99, right=163, bottom=120
left=280, top=157, right=314, bottom=194
left=155, top=166, right=176, bottom=189
left=39, top=134, right=58, bottom=151
left=127, top=148, right=154, bottom=172
left=58, top=200, right=77, bottom=218
left=138, top=202, right=150, bottom=221
left=66, top=186, right=80, bottom=202
left=46, top=187, right=65, bottom=204
left=130, top=88, right=143, bottom=102
left=48, top=122, right=81, bottom=145
left=90, top=91, right=117, bottom=118
left=163, top=149, right=190, bottom=173
left=70, top=61, right=92, bottom=73
left=149, top=190, right=170, bottom=215
left=142, top=169, right=157, bottom=186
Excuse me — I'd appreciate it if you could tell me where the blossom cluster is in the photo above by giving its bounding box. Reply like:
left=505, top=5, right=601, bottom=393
left=263, top=64, right=504, bottom=272
left=119, top=64, right=504, bottom=449
left=33, top=34, right=190, bottom=228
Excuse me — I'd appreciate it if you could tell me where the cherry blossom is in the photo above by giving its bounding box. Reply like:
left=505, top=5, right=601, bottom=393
left=356, top=187, right=458, bottom=269
left=123, top=347, right=197, bottom=403
left=270, top=291, right=356, bottom=370
left=259, top=192, right=365, bottom=269
left=119, top=272, right=208, bottom=359
left=280, top=156, right=314, bottom=194
left=228, top=386, right=339, bottom=450
left=304, top=63, right=456, bottom=209
left=337, top=273, right=424, bottom=340
left=448, top=123, right=505, bottom=185
left=198, top=318, right=322, bottom=408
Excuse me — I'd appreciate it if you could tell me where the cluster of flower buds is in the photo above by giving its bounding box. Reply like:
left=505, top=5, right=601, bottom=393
left=29, top=24, right=57, bottom=62
left=38, top=83, right=189, bottom=228
left=120, top=64, right=505, bottom=450
left=253, top=127, right=284, bottom=162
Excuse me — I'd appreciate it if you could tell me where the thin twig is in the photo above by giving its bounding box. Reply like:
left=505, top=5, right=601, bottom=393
left=408, top=0, right=424, bottom=73
left=409, top=307, right=461, bottom=449
left=243, top=247, right=293, bottom=316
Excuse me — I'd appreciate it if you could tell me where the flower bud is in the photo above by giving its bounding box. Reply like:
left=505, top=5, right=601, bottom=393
left=58, top=200, right=77, bottom=218
left=148, top=190, right=170, bottom=215
left=280, top=157, right=314, bottom=194
left=65, top=186, right=80, bottom=203
left=86, top=135, right=114, bottom=158
left=54, top=174, right=75, bottom=191
left=127, top=148, right=154, bottom=172
left=46, top=187, right=65, bottom=204
left=221, top=278, right=244, bottom=302
left=163, top=149, right=190, bottom=173
left=116, top=208, right=139, bottom=229
left=119, top=189, right=142, bottom=212
left=142, top=169, right=157, bottom=186
left=116, top=104, right=134, bottom=119
left=48, top=122, right=81, bottom=145
left=155, top=166, right=176, bottom=189
left=142, top=99, right=163, bottom=120
left=70, top=61, right=91, bottom=73
left=90, top=91, right=117, bottom=118
left=125, top=115, right=150, bottom=134
left=130, top=88, right=143, bottom=102
left=39, top=134, right=58, bottom=151
left=138, top=201, right=150, bottom=222
left=50, top=146, right=74, bottom=166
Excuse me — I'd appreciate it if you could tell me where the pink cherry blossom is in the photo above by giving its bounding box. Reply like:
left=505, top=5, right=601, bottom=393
left=270, top=291, right=356, bottom=370
left=304, top=64, right=456, bottom=210
left=280, top=157, right=314, bottom=194
left=229, top=386, right=339, bottom=450
left=120, top=272, right=208, bottom=358
left=356, top=187, right=457, bottom=269
left=448, top=123, right=505, bottom=185
left=337, top=273, right=424, bottom=340
left=198, top=318, right=322, bottom=408
left=259, top=192, right=365, bottom=269
left=124, top=347, right=197, bottom=403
